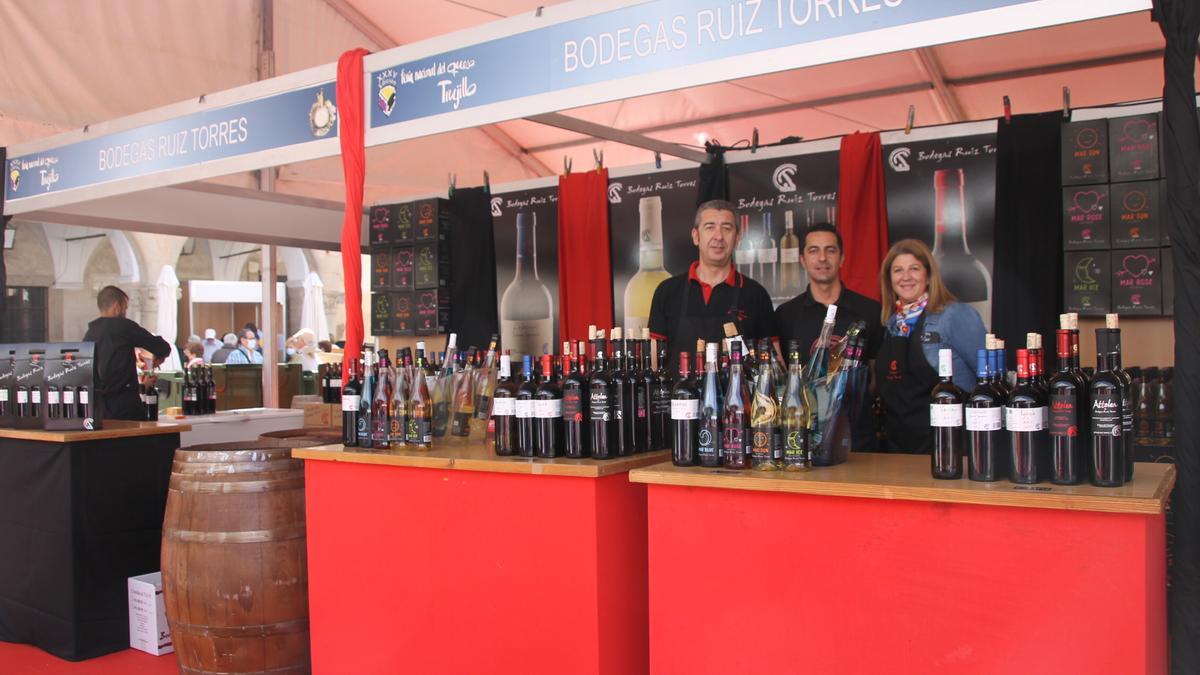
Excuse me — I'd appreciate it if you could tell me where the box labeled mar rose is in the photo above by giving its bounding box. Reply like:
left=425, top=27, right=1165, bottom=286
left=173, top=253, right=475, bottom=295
left=1111, top=248, right=1162, bottom=315
left=128, top=571, right=173, bottom=656
left=1108, top=113, right=1160, bottom=182
left=1062, top=185, right=1109, bottom=250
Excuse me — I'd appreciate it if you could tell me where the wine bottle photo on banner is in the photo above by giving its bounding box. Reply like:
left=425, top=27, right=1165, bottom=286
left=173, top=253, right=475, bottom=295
left=492, top=185, right=559, bottom=360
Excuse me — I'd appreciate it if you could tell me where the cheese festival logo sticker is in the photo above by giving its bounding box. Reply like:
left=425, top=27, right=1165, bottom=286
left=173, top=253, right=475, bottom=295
left=376, top=69, right=399, bottom=117
left=309, top=89, right=337, bottom=138
left=8, top=163, right=18, bottom=193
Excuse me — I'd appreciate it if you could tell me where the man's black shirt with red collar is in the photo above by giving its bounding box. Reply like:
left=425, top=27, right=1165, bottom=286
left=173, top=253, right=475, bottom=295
left=648, top=261, right=778, bottom=368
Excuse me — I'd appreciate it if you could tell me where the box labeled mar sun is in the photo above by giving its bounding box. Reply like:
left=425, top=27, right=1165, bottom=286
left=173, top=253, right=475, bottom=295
left=1111, top=248, right=1162, bottom=315
left=1061, top=120, right=1108, bottom=185
left=1062, top=185, right=1109, bottom=250
left=1110, top=180, right=1160, bottom=248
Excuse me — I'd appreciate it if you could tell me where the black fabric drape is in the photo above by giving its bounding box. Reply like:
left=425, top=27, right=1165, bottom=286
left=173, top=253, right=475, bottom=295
left=1152, top=2, right=1200, bottom=671
left=991, top=113, right=1063, bottom=364
left=696, top=145, right=729, bottom=204
left=448, top=186, right=499, bottom=350
left=1, top=146, right=8, bottom=327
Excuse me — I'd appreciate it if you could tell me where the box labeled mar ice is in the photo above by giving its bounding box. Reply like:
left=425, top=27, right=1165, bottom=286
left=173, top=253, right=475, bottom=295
left=128, top=571, right=173, bottom=656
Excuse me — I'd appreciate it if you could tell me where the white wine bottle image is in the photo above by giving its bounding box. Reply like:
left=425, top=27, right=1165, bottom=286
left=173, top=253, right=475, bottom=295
left=500, top=212, right=554, bottom=362
left=932, top=168, right=993, bottom=328
left=623, top=196, right=673, bottom=336
left=734, top=214, right=755, bottom=277
left=778, top=210, right=803, bottom=297
left=756, top=212, right=777, bottom=292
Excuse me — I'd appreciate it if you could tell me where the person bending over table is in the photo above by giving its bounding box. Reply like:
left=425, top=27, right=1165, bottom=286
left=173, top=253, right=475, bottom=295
left=82, top=285, right=171, bottom=421
left=874, top=239, right=984, bottom=453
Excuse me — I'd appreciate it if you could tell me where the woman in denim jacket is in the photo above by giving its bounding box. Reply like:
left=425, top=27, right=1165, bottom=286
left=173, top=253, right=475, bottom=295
left=874, top=239, right=986, bottom=453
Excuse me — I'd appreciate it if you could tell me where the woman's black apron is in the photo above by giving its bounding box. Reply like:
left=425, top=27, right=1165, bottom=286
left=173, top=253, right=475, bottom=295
left=874, top=311, right=939, bottom=453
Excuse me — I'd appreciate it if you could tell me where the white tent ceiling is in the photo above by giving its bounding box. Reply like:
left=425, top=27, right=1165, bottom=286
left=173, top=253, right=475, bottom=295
left=0, top=1, right=1183, bottom=217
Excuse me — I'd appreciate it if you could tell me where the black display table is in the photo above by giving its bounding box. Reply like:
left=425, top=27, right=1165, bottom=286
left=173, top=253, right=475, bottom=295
left=0, top=421, right=188, bottom=660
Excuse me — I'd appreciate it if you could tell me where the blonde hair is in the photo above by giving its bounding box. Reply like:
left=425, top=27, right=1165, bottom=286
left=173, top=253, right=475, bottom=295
left=879, top=238, right=957, bottom=323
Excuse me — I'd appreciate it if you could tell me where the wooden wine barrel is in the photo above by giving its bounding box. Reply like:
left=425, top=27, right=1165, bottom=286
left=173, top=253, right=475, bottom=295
left=258, top=427, right=343, bottom=446
left=161, top=439, right=324, bottom=675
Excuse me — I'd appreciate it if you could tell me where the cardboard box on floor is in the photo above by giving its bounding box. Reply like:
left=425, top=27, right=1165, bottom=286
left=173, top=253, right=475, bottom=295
left=128, top=572, right=173, bottom=656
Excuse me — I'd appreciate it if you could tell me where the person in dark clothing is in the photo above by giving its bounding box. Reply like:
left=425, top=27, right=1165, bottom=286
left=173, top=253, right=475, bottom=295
left=775, top=223, right=883, bottom=451
left=82, top=285, right=171, bottom=421
left=209, top=332, right=239, bottom=364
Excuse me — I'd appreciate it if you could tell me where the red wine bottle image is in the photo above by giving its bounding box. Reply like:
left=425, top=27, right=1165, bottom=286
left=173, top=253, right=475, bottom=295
left=515, top=355, right=538, bottom=457
left=670, top=353, right=699, bottom=466
left=341, top=359, right=360, bottom=446
left=930, top=348, right=966, bottom=479
left=589, top=342, right=618, bottom=460
left=1048, top=330, right=1085, bottom=485
left=561, top=353, right=590, bottom=458
left=534, top=354, right=563, bottom=458
left=721, top=343, right=751, bottom=470
left=966, top=348, right=1006, bottom=481
left=698, top=343, right=722, bottom=467
left=653, top=344, right=673, bottom=451
left=1090, top=329, right=1126, bottom=487
left=1006, top=349, right=1048, bottom=484
left=491, top=355, right=518, bottom=456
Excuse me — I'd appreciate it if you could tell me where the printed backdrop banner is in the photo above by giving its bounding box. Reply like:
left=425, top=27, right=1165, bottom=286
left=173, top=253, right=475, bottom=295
left=882, top=134, right=998, bottom=327
left=491, top=184, right=559, bottom=363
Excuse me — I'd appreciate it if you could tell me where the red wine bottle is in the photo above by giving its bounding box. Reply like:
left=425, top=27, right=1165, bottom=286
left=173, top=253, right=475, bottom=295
left=534, top=354, right=563, bottom=458
left=1048, top=330, right=1085, bottom=485
left=1105, top=315, right=1134, bottom=482
left=589, top=341, right=618, bottom=460
left=611, top=330, right=634, bottom=456
left=652, top=343, right=673, bottom=451
left=1090, top=329, right=1126, bottom=487
left=670, top=353, right=699, bottom=466
left=491, top=354, right=518, bottom=456
left=561, top=352, right=589, bottom=458
left=631, top=340, right=650, bottom=454
left=1006, top=349, right=1047, bottom=484
left=966, top=348, right=1005, bottom=481
left=515, top=355, right=538, bottom=457
left=930, top=348, right=966, bottom=479
left=341, top=359, right=360, bottom=447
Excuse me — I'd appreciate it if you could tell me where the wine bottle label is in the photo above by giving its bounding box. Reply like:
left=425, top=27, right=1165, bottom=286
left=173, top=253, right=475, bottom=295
left=670, top=399, right=700, bottom=420
left=515, top=399, right=535, bottom=419
left=1091, top=393, right=1122, bottom=437
left=17, top=390, right=28, bottom=404
left=0, top=390, right=7, bottom=402
left=534, top=399, right=562, bottom=418
left=562, top=392, right=584, bottom=420
left=1049, top=393, right=1078, bottom=437
left=389, top=418, right=405, bottom=442
left=635, top=388, right=648, bottom=418
left=63, top=391, right=75, bottom=405
left=779, top=248, right=800, bottom=263
left=652, top=389, right=672, bottom=415
left=589, top=392, right=611, bottom=421
left=1005, top=407, right=1045, bottom=432
left=475, top=395, right=493, bottom=420
left=734, top=250, right=755, bottom=265
left=406, top=416, right=432, bottom=444
left=965, top=406, right=1002, bottom=432
left=783, top=426, right=807, bottom=457
left=342, top=395, right=360, bottom=412
left=757, top=248, right=778, bottom=263
left=930, top=403, right=963, bottom=427
left=751, top=429, right=778, bottom=460
left=697, top=422, right=719, bottom=461
left=492, top=397, right=516, bottom=416
left=48, top=390, right=60, bottom=405
left=751, top=392, right=777, bottom=426
left=79, top=390, right=89, bottom=404
left=1121, top=393, right=1133, bottom=433
left=31, top=390, right=40, bottom=404
left=722, top=426, right=746, bottom=454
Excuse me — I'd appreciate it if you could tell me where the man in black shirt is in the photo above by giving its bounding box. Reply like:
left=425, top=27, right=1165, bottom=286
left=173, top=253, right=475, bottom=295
left=775, top=222, right=882, bottom=450
left=648, top=200, right=777, bottom=371
left=82, top=285, right=171, bottom=421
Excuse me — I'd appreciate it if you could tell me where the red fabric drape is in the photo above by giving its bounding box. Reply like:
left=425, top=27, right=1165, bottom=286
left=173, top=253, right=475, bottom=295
left=337, top=48, right=369, bottom=384
left=557, top=169, right=613, bottom=343
left=837, top=131, right=890, bottom=302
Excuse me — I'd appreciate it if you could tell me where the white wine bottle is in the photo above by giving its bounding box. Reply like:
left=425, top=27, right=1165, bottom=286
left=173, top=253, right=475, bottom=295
left=932, top=168, right=992, bottom=329
left=756, top=212, right=777, bottom=293
left=500, top=212, right=554, bottom=362
left=623, top=196, right=673, bottom=336
left=778, top=210, right=803, bottom=296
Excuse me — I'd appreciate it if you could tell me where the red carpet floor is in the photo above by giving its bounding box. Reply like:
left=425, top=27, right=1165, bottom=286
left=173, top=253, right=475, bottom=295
left=0, top=642, right=179, bottom=674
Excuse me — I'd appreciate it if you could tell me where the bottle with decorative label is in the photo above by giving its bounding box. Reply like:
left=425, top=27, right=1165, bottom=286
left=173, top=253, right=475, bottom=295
left=1006, top=349, right=1047, bottom=484
left=698, top=343, right=722, bottom=468
left=492, top=354, right=518, bottom=456
left=966, top=348, right=1005, bottom=482
left=1090, top=329, right=1126, bottom=487
left=930, top=348, right=966, bottom=479
left=562, top=346, right=590, bottom=458
left=534, top=354, right=563, bottom=458
left=750, top=340, right=780, bottom=470
left=1048, top=330, right=1085, bottom=485
left=516, top=355, right=538, bottom=457
left=781, top=341, right=811, bottom=471
left=721, top=342, right=751, bottom=470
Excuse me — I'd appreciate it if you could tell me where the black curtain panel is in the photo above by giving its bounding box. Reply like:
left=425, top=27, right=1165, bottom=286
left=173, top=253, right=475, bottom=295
left=1, top=146, right=8, bottom=323
left=696, top=144, right=729, bottom=204
left=448, top=186, right=499, bottom=350
left=1153, top=2, right=1200, bottom=671
left=992, top=113, right=1063, bottom=363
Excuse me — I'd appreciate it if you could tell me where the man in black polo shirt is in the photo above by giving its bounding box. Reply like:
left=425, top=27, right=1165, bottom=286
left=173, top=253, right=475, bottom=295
left=775, top=222, right=882, bottom=450
left=648, top=200, right=777, bottom=372
left=82, top=285, right=171, bottom=421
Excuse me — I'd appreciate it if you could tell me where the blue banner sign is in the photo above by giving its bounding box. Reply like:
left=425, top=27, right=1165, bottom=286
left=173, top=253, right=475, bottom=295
left=370, top=0, right=1036, bottom=128
left=5, top=83, right=338, bottom=203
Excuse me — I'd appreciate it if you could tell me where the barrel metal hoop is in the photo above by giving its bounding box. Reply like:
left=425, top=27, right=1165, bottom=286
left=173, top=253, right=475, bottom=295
left=164, top=524, right=307, bottom=544
left=169, top=477, right=306, bottom=493
left=170, top=617, right=309, bottom=638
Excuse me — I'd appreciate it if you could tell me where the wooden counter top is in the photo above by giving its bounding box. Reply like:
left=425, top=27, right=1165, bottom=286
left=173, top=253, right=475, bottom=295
left=293, top=436, right=669, bottom=478
left=0, top=419, right=192, bottom=443
left=629, top=453, right=1175, bottom=515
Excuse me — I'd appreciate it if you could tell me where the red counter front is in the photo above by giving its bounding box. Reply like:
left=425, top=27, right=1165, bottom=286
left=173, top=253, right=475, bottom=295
left=296, top=441, right=666, bottom=675
left=630, top=455, right=1174, bottom=675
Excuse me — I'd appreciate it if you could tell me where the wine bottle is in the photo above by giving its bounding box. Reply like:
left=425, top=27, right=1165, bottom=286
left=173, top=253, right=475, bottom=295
left=756, top=212, right=777, bottom=292
left=341, top=358, right=360, bottom=447
left=205, top=366, right=217, bottom=414
left=930, top=348, right=966, bottom=479
left=750, top=340, right=780, bottom=470
left=623, top=196, right=673, bottom=335
left=1153, top=372, right=1173, bottom=441
left=781, top=341, right=811, bottom=472
left=450, top=345, right=477, bottom=437
left=1090, top=328, right=1126, bottom=487
left=589, top=339, right=617, bottom=460
left=358, top=346, right=375, bottom=449
left=372, top=351, right=392, bottom=449
left=611, top=329, right=634, bottom=457
left=966, top=349, right=1005, bottom=481
left=143, top=376, right=157, bottom=422
left=652, top=342, right=673, bottom=451
left=698, top=343, right=722, bottom=468
left=516, top=355, right=538, bottom=457
left=1105, top=314, right=1135, bottom=481
left=734, top=213, right=755, bottom=277
left=534, top=354, right=563, bottom=458
left=778, top=210, right=803, bottom=296
left=1006, top=349, right=1047, bottom=484
left=407, top=350, right=433, bottom=447
left=500, top=212, right=554, bottom=362
left=805, top=305, right=837, bottom=455
left=629, top=338, right=649, bottom=454
left=722, top=342, right=751, bottom=470
left=181, top=367, right=194, bottom=416
left=932, top=168, right=992, bottom=325
left=492, top=354, right=518, bottom=456
left=389, top=359, right=407, bottom=447
left=670, top=353, right=699, bottom=466
left=473, top=334, right=499, bottom=424
left=1048, top=330, right=1085, bottom=485
left=60, top=354, right=76, bottom=419
left=562, top=348, right=590, bottom=458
